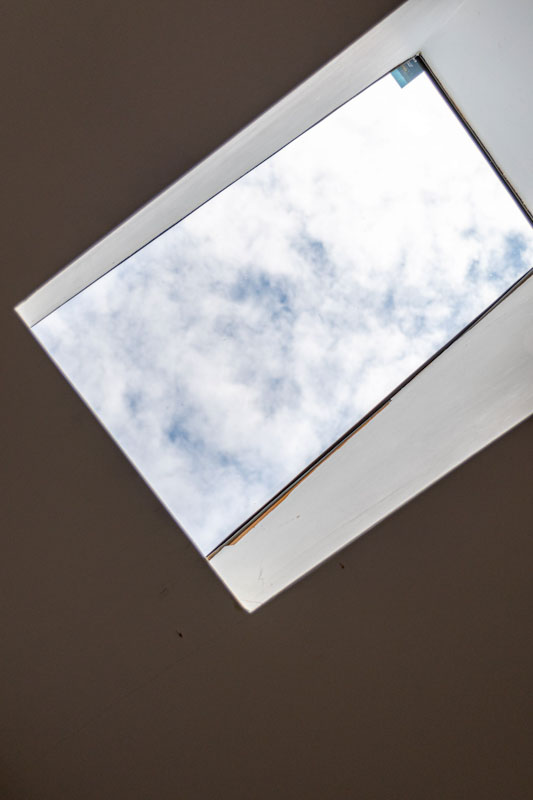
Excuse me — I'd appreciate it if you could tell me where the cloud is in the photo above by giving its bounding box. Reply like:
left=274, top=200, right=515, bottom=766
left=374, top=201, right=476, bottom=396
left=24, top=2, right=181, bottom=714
left=35, top=72, right=533, bottom=554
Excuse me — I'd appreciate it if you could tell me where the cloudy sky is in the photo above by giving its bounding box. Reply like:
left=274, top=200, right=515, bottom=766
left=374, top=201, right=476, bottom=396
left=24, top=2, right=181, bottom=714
left=34, top=68, right=533, bottom=554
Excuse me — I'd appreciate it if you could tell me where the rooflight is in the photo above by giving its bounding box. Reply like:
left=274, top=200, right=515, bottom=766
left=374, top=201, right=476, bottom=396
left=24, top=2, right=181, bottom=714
left=18, top=56, right=533, bottom=610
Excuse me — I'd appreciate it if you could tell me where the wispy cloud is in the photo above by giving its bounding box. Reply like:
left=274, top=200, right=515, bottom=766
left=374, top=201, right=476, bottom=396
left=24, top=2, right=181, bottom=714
left=35, top=72, right=533, bottom=553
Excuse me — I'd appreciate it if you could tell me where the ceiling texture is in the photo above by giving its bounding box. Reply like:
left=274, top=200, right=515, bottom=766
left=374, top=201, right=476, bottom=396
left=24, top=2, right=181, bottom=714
left=1, top=2, right=532, bottom=798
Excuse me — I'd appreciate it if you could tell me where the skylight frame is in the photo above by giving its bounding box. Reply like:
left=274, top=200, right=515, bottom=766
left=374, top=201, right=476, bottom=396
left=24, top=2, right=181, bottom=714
left=14, top=0, right=533, bottom=610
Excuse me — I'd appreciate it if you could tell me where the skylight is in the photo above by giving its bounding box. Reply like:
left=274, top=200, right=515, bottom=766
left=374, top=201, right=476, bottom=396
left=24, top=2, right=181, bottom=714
left=32, top=62, right=533, bottom=556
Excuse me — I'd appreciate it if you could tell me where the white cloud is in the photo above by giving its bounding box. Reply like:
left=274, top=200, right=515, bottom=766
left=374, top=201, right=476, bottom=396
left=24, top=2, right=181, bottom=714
left=35, top=71, right=533, bottom=553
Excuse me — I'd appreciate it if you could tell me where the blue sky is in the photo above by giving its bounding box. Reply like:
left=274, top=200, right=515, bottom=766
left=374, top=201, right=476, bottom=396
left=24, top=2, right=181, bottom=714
left=34, top=70, right=533, bottom=554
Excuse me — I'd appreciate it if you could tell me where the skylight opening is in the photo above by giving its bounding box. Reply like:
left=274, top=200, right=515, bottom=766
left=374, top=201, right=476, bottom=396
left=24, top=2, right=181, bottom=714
left=30, top=59, right=533, bottom=562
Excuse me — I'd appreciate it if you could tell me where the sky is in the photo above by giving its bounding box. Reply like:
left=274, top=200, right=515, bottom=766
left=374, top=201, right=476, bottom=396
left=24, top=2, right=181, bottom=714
left=34, top=68, right=533, bottom=554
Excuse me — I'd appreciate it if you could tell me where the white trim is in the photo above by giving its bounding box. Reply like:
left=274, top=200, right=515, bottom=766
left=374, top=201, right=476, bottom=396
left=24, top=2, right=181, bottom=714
left=15, top=0, right=533, bottom=611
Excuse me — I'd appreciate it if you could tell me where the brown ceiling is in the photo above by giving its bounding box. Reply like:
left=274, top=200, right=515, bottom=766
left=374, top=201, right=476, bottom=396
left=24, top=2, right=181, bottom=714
left=1, top=2, right=532, bottom=798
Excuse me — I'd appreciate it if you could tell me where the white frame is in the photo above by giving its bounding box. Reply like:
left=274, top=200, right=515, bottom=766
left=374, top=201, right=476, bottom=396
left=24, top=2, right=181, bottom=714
left=15, top=0, right=533, bottom=610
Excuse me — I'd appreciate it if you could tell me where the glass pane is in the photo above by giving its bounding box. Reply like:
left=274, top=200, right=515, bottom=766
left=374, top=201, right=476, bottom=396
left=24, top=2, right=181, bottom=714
left=34, top=64, right=533, bottom=554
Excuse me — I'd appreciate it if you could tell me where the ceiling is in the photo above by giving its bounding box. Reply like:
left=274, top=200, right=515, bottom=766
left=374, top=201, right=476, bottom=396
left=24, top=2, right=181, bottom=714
left=1, top=1, right=532, bottom=797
